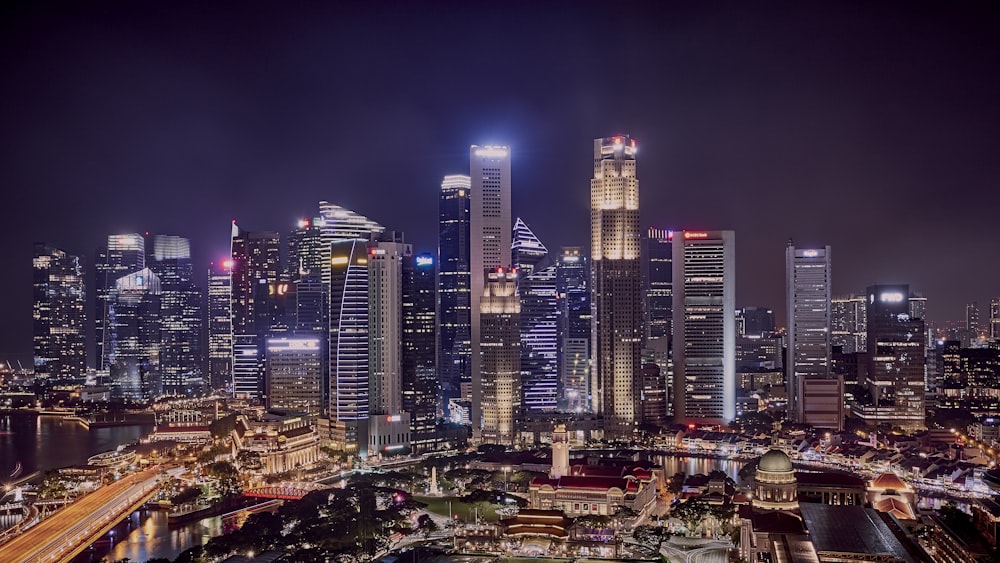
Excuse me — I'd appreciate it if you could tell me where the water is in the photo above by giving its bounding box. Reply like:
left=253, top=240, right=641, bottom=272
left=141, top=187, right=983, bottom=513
left=71, top=509, right=223, bottom=563
left=656, top=455, right=748, bottom=483
left=0, top=413, right=152, bottom=478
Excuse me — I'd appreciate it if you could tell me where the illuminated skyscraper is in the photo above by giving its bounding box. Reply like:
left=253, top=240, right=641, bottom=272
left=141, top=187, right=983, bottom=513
left=470, top=145, right=511, bottom=435
left=514, top=218, right=558, bottom=413
left=831, top=295, right=867, bottom=353
left=481, top=268, right=520, bottom=445
left=556, top=247, right=590, bottom=412
left=151, top=235, right=204, bottom=396
left=403, top=252, right=439, bottom=452
left=267, top=336, right=323, bottom=419
left=286, top=217, right=325, bottom=280
left=967, top=301, right=983, bottom=343
left=109, top=268, right=161, bottom=400
left=590, top=135, right=642, bottom=440
left=32, top=243, right=86, bottom=379
left=95, top=233, right=145, bottom=371
left=230, top=223, right=280, bottom=400
left=207, top=260, right=233, bottom=392
left=328, top=239, right=370, bottom=452
left=673, top=230, right=736, bottom=425
left=785, top=244, right=839, bottom=429
left=438, top=174, right=472, bottom=418
left=852, top=285, right=926, bottom=431
left=317, top=202, right=384, bottom=285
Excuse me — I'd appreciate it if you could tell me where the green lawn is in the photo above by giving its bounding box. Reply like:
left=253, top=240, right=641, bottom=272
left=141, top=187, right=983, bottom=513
left=413, top=495, right=500, bottom=523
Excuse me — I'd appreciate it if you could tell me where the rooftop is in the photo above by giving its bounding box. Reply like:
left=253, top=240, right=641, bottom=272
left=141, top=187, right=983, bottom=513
left=798, top=503, right=915, bottom=563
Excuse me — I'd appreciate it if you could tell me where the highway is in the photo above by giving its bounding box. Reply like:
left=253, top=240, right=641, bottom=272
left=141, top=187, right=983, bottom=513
left=0, top=467, right=161, bottom=563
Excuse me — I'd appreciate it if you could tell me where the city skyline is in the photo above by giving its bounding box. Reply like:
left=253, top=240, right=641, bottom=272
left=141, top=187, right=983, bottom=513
left=2, top=1, right=1000, bottom=364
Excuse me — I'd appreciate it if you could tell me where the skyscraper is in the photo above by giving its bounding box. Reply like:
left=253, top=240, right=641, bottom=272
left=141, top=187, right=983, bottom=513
left=991, top=298, right=1000, bottom=342
left=230, top=223, right=280, bottom=400
left=831, top=295, right=867, bottom=353
left=109, top=268, right=162, bottom=400
left=470, top=145, right=512, bottom=435
left=151, top=235, right=204, bottom=396
left=317, top=202, right=385, bottom=285
left=512, top=217, right=548, bottom=276
left=438, top=175, right=472, bottom=419
left=967, top=301, right=983, bottom=343
left=481, top=268, right=520, bottom=446
left=853, top=285, right=926, bottom=431
left=328, top=239, right=370, bottom=453
left=514, top=218, right=558, bottom=413
left=673, top=230, right=736, bottom=425
left=207, top=260, right=233, bottom=392
left=640, top=228, right=673, bottom=343
left=368, top=233, right=409, bottom=417
left=556, top=247, right=591, bottom=412
left=785, top=244, right=839, bottom=429
left=590, top=135, right=642, bottom=440
left=266, top=336, right=323, bottom=419
left=32, top=244, right=86, bottom=379
left=286, top=217, right=325, bottom=280
left=95, top=233, right=145, bottom=371
left=403, top=252, right=439, bottom=452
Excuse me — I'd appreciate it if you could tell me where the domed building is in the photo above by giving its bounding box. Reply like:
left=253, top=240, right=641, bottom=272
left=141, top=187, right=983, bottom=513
left=752, top=449, right=798, bottom=511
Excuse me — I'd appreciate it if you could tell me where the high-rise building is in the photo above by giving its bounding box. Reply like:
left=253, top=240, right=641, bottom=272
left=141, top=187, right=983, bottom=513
left=150, top=235, right=203, bottom=396
left=438, top=174, right=472, bottom=419
left=590, top=135, right=642, bottom=440
left=328, top=239, right=370, bottom=453
left=368, top=233, right=409, bottom=417
left=556, top=247, right=591, bottom=413
left=470, top=145, right=512, bottom=435
left=230, top=223, right=280, bottom=400
left=95, top=233, right=145, bottom=371
left=286, top=217, right=325, bottom=280
left=403, top=252, right=439, bottom=452
left=266, top=336, right=323, bottom=419
left=967, top=302, right=983, bottom=343
left=831, top=295, right=867, bottom=353
left=513, top=218, right=558, bottom=413
left=512, top=217, right=548, bottom=277
left=640, top=228, right=673, bottom=343
left=786, top=244, right=839, bottom=429
left=852, top=285, right=926, bottom=431
left=673, top=230, right=736, bottom=425
left=207, top=260, right=233, bottom=392
left=32, top=244, right=86, bottom=379
left=481, top=268, right=520, bottom=445
left=109, top=268, right=161, bottom=400
left=991, top=298, right=1000, bottom=342
left=317, top=202, right=384, bottom=286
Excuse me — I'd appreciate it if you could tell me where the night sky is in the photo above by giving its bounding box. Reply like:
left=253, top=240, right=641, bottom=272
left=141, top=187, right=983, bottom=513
left=1, top=1, right=998, bottom=365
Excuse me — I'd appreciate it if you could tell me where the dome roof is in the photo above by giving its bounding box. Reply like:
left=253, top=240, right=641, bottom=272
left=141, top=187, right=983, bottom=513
left=758, top=449, right=793, bottom=472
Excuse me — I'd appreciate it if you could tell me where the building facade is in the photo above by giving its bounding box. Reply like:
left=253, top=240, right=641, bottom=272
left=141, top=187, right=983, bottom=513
left=672, top=230, right=736, bottom=425
left=480, top=268, right=520, bottom=446
left=557, top=247, right=591, bottom=412
left=590, top=135, right=642, bottom=440
left=786, top=244, right=839, bottom=429
left=95, top=233, right=146, bottom=372
left=33, top=244, right=87, bottom=379
left=207, top=261, right=233, bottom=392
left=470, top=145, right=512, bottom=436
left=402, top=252, right=439, bottom=452
left=151, top=235, right=204, bottom=396
left=230, top=223, right=280, bottom=400
left=438, top=174, right=472, bottom=419
left=266, top=336, right=323, bottom=419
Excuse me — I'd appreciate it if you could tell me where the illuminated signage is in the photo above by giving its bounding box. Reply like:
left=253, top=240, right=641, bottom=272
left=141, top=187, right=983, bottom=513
left=473, top=147, right=509, bottom=158
left=331, top=256, right=349, bottom=265
left=357, top=258, right=368, bottom=265
left=879, top=292, right=905, bottom=303
left=416, top=256, right=434, bottom=267
left=803, top=249, right=819, bottom=258
left=684, top=231, right=709, bottom=239
left=221, top=258, right=234, bottom=270
left=135, top=275, right=144, bottom=286
left=386, top=415, right=402, bottom=423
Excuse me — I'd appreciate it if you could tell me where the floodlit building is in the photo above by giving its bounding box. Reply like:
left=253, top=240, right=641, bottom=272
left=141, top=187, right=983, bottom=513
left=438, top=174, right=472, bottom=419
left=590, top=135, right=642, bottom=440
left=480, top=267, right=520, bottom=446
left=32, top=243, right=87, bottom=379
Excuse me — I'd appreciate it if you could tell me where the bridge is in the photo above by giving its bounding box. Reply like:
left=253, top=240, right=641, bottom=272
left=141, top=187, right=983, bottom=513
left=244, top=481, right=328, bottom=501
left=0, top=467, right=162, bottom=562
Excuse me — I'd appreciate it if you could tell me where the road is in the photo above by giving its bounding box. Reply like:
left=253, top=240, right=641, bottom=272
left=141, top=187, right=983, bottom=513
left=660, top=539, right=731, bottom=563
left=0, top=467, right=161, bottom=563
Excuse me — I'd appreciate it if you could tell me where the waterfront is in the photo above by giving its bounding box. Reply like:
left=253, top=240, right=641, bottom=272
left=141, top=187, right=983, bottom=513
left=0, top=413, right=152, bottom=478
left=71, top=508, right=224, bottom=563
left=657, top=454, right=745, bottom=483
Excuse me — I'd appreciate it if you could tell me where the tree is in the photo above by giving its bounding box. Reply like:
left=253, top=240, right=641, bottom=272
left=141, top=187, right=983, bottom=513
left=208, top=461, right=242, bottom=498
left=671, top=497, right=711, bottom=534
left=236, top=450, right=263, bottom=472
left=416, top=513, right=439, bottom=537
left=633, top=525, right=671, bottom=550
